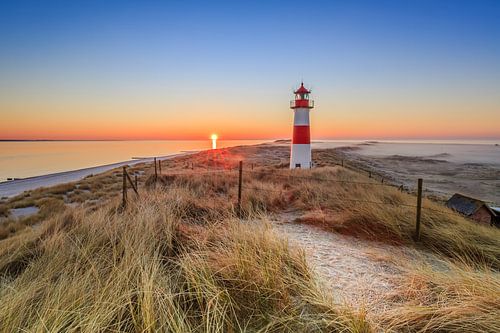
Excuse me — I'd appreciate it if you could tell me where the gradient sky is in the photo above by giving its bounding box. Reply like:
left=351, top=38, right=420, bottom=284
left=1, top=0, right=499, bottom=140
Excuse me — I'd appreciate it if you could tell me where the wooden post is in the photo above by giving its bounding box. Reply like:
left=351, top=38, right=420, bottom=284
left=341, top=159, right=344, bottom=167
left=122, top=166, right=127, bottom=207
left=125, top=170, right=139, bottom=195
left=237, top=161, right=243, bottom=217
left=159, top=159, right=162, bottom=174
left=135, top=174, right=138, bottom=189
left=381, top=178, right=384, bottom=184
left=154, top=157, right=158, bottom=181
left=369, top=171, right=372, bottom=178
left=414, top=178, right=423, bottom=241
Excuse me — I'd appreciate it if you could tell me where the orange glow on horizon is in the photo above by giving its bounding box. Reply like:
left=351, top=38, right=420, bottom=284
left=0, top=99, right=499, bottom=141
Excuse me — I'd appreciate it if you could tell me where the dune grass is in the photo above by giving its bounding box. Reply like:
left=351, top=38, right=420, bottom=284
left=149, top=164, right=499, bottom=270
left=377, top=259, right=500, bottom=333
left=0, top=164, right=151, bottom=240
left=0, top=190, right=370, bottom=332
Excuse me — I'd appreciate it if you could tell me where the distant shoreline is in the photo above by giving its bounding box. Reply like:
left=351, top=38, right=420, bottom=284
left=0, top=139, right=277, bottom=142
left=0, top=152, right=192, bottom=198
left=1, top=138, right=498, bottom=144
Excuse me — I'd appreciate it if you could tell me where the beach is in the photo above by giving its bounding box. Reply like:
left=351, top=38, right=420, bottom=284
left=325, top=141, right=500, bottom=203
left=0, top=153, right=186, bottom=198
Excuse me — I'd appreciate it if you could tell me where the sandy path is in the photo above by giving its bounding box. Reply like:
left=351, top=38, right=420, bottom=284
left=272, top=212, right=421, bottom=312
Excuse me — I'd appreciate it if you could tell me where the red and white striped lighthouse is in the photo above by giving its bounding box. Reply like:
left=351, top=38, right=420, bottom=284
left=290, top=82, right=314, bottom=169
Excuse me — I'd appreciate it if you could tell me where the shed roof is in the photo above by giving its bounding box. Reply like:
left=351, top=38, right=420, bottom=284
left=446, top=193, right=492, bottom=216
left=489, top=206, right=500, bottom=216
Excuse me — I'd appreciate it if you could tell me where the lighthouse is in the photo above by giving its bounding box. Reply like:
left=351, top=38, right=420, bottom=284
left=290, top=82, right=314, bottom=169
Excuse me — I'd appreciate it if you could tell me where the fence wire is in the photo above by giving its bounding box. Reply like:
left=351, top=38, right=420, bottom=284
left=242, top=169, right=395, bottom=187
left=241, top=184, right=419, bottom=208
left=141, top=160, right=469, bottom=219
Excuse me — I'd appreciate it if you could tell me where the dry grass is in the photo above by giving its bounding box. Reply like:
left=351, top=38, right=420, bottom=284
left=2, top=144, right=498, bottom=269
left=130, top=149, right=500, bottom=270
left=0, top=165, right=151, bottom=240
left=377, top=259, right=500, bottom=333
left=0, top=190, right=370, bottom=332
left=156, top=163, right=499, bottom=270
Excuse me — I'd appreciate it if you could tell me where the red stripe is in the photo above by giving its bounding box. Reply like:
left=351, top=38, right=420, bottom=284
left=293, top=125, right=310, bottom=144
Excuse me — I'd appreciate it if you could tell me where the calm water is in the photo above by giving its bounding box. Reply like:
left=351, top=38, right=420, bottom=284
left=0, top=140, right=266, bottom=181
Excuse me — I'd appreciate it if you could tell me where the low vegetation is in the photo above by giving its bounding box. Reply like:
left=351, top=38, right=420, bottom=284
left=379, top=259, right=500, bottom=333
left=148, top=159, right=500, bottom=270
left=0, top=191, right=369, bottom=332
left=0, top=162, right=153, bottom=240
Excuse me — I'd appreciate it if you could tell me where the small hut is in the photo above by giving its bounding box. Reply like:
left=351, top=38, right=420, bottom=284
left=446, top=193, right=498, bottom=227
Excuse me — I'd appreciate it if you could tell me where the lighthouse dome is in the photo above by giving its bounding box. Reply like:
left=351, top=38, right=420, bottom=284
left=294, top=82, right=310, bottom=94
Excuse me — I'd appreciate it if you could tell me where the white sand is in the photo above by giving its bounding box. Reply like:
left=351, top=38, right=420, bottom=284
left=0, top=153, right=190, bottom=198
left=273, top=211, right=444, bottom=313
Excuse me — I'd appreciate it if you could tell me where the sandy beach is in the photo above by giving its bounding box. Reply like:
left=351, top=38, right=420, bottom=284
left=328, top=142, right=500, bottom=204
left=0, top=153, right=189, bottom=198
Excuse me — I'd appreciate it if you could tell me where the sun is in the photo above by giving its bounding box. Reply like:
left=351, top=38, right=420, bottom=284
left=211, top=133, right=218, bottom=149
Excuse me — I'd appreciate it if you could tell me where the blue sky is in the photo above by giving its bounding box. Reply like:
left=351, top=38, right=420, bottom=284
left=1, top=0, right=499, bottom=139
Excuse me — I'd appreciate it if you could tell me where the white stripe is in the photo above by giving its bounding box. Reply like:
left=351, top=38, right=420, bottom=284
left=290, top=144, right=312, bottom=169
left=293, top=109, right=310, bottom=126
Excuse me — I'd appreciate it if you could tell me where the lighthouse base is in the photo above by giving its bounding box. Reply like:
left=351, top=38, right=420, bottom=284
left=290, top=144, right=312, bottom=169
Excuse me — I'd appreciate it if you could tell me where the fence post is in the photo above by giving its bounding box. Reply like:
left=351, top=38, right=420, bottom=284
left=122, top=166, right=127, bottom=207
left=125, top=169, right=139, bottom=196
left=414, top=178, right=423, bottom=241
left=135, top=174, right=138, bottom=189
left=369, top=171, right=372, bottom=178
left=159, top=159, right=162, bottom=174
left=154, top=157, right=158, bottom=181
left=341, top=159, right=344, bottom=167
left=237, top=161, right=243, bottom=217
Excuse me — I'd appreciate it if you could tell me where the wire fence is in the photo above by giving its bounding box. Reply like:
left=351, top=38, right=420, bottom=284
left=120, top=158, right=495, bottom=238
left=242, top=169, right=396, bottom=187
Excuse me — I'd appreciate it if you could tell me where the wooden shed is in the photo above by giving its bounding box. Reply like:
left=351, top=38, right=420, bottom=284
left=446, top=193, right=497, bottom=226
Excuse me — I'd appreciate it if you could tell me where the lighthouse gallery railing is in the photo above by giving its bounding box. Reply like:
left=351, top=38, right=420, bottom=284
left=290, top=100, right=314, bottom=108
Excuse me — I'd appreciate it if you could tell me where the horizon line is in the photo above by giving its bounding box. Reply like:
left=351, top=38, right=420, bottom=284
left=1, top=137, right=499, bottom=142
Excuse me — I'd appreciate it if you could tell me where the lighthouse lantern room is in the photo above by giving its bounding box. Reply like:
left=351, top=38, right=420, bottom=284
left=290, top=82, right=314, bottom=169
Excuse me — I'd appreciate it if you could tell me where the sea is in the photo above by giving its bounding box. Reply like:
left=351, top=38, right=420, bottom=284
left=0, top=140, right=266, bottom=182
